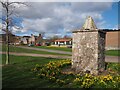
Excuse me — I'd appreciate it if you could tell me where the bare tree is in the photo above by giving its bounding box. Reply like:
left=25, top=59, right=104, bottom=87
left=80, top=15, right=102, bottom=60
left=0, top=0, right=27, bottom=64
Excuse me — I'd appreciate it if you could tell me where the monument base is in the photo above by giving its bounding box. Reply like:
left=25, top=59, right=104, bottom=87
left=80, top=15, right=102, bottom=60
left=72, top=30, right=106, bottom=75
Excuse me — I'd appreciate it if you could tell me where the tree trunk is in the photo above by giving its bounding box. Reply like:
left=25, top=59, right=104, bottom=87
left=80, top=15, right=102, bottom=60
left=6, top=2, right=9, bottom=64
left=6, top=30, right=9, bottom=64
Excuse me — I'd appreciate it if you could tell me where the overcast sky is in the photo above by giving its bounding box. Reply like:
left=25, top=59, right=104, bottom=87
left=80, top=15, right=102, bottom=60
left=1, top=1, right=118, bottom=38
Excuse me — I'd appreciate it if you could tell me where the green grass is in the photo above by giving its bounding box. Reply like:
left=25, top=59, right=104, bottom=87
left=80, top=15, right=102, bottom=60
left=106, top=50, right=120, bottom=56
left=2, top=54, right=59, bottom=65
left=2, top=54, right=120, bottom=88
left=34, top=46, right=120, bottom=56
left=0, top=45, right=70, bottom=56
left=33, top=46, right=72, bottom=52
left=1, top=45, right=120, bottom=56
left=2, top=54, right=64, bottom=88
left=33, top=60, right=120, bottom=88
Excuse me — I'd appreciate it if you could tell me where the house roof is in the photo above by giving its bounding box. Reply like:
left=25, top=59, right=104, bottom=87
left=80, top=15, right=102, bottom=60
left=102, top=29, right=120, bottom=32
left=23, top=36, right=30, bottom=38
left=54, top=38, right=72, bottom=42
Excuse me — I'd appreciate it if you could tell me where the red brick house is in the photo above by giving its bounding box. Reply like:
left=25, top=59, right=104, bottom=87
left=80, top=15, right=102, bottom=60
left=21, top=34, right=43, bottom=45
left=53, top=30, right=120, bottom=50
left=105, top=30, right=120, bottom=50
left=35, top=34, right=43, bottom=44
left=0, top=33, right=21, bottom=45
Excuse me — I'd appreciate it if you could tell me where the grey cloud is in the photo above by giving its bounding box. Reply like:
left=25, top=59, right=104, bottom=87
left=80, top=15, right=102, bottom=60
left=70, top=2, right=112, bottom=13
left=11, top=2, right=113, bottom=37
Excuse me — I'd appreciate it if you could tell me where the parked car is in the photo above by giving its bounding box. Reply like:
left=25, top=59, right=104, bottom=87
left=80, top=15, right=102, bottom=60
left=45, top=42, right=51, bottom=46
left=28, top=44, right=34, bottom=47
left=67, top=45, right=72, bottom=48
left=35, top=43, right=41, bottom=46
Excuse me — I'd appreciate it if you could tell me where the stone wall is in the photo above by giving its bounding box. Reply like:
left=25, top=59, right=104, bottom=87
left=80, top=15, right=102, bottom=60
left=72, top=30, right=106, bottom=75
left=98, top=31, right=106, bottom=71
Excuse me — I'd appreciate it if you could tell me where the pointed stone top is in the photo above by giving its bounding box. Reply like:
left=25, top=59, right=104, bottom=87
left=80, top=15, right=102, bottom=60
left=82, top=16, right=97, bottom=30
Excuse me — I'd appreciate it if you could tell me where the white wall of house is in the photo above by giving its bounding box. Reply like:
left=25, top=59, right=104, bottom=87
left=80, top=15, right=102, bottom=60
left=21, top=38, right=28, bottom=44
left=54, top=41, right=72, bottom=45
left=64, top=41, right=66, bottom=45
left=28, top=35, right=36, bottom=44
left=58, top=41, right=60, bottom=44
left=31, top=35, right=35, bottom=42
left=29, top=38, right=31, bottom=43
left=55, top=41, right=57, bottom=45
left=23, top=39, right=27, bottom=44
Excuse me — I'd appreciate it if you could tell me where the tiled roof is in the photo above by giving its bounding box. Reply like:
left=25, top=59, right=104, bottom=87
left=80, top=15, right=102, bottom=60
left=23, top=36, right=30, bottom=38
left=54, top=38, right=72, bottom=42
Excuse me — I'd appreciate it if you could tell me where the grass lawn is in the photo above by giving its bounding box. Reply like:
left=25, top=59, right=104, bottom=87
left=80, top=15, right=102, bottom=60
left=0, top=45, right=120, bottom=56
left=33, top=46, right=120, bottom=56
left=0, top=45, right=70, bottom=56
left=105, top=50, right=120, bottom=56
left=33, top=46, right=72, bottom=52
left=2, top=54, right=120, bottom=88
left=2, top=54, right=64, bottom=88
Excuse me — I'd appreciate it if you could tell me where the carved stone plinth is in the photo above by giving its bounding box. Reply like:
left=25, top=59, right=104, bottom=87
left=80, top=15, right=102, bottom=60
left=72, top=16, right=106, bottom=75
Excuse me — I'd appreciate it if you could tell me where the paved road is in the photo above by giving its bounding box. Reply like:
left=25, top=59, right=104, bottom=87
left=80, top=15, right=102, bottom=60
left=105, top=56, right=120, bottom=63
left=17, top=46, right=72, bottom=55
left=0, top=52, right=119, bottom=63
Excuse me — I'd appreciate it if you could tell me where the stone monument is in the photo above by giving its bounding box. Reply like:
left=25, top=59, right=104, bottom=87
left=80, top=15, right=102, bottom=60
left=72, top=16, right=106, bottom=75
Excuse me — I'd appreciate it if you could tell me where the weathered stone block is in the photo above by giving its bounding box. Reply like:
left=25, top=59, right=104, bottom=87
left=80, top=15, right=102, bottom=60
left=72, top=30, right=106, bottom=75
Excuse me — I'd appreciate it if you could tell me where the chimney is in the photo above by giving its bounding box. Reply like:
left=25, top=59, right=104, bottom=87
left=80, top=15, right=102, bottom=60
left=39, top=34, right=42, bottom=37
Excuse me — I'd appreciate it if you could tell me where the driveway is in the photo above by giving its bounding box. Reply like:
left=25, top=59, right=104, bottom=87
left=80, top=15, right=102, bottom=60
left=105, top=56, right=120, bottom=63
